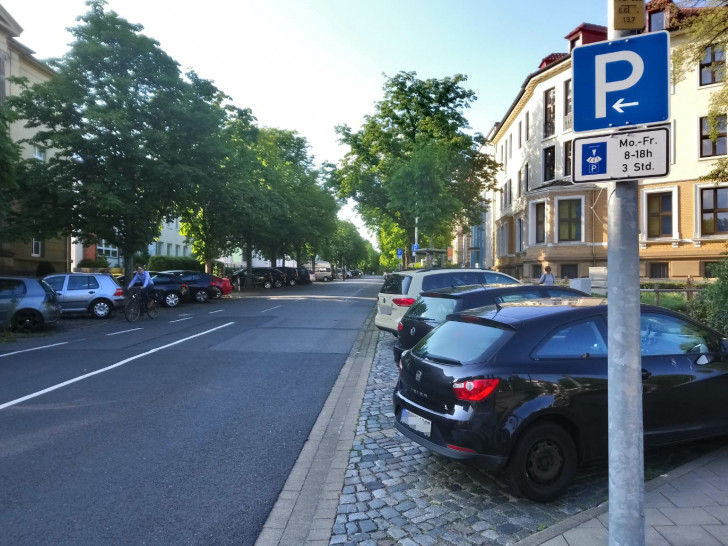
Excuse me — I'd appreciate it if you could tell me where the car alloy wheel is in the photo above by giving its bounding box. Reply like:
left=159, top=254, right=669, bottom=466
left=194, top=289, right=209, bottom=303
left=90, top=299, right=112, bottom=318
left=263, top=281, right=272, bottom=289
left=165, top=292, right=180, bottom=307
left=210, top=286, right=223, bottom=299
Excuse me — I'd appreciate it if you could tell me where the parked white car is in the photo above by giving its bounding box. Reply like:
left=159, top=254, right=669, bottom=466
left=375, top=268, right=521, bottom=335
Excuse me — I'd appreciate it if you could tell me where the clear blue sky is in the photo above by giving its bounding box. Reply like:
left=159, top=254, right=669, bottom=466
left=1, top=1, right=608, bottom=242
left=3, top=0, right=607, bottom=164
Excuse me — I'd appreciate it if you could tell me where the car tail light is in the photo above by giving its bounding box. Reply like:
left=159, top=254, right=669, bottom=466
left=447, top=444, right=476, bottom=453
left=452, top=379, right=500, bottom=402
left=398, top=322, right=404, bottom=332
left=392, top=298, right=416, bottom=307
left=114, top=288, right=124, bottom=297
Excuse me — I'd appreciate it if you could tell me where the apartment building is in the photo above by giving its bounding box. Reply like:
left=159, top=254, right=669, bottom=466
left=480, top=3, right=728, bottom=283
left=0, top=4, right=71, bottom=275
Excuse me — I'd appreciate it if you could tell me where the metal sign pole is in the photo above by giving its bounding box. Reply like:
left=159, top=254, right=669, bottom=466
left=607, top=1, right=645, bottom=544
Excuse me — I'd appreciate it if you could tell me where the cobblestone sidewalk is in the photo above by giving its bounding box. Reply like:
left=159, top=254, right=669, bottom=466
left=329, top=332, right=727, bottom=546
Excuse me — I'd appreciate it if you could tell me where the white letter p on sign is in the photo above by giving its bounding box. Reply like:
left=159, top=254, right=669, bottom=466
left=594, top=51, right=644, bottom=119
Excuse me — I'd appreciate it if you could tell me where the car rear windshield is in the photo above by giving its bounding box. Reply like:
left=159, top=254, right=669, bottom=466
left=421, top=271, right=488, bottom=291
left=413, top=319, right=513, bottom=365
left=407, top=296, right=458, bottom=321
left=380, top=274, right=411, bottom=295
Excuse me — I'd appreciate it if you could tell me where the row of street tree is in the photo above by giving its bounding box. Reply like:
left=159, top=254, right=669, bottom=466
left=0, top=1, right=507, bottom=278
left=0, top=0, right=375, bottom=282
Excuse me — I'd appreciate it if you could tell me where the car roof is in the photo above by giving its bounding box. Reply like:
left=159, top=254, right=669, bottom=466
left=452, top=296, right=608, bottom=326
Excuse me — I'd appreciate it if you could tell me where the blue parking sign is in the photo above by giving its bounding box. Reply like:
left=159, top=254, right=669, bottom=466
left=573, top=31, right=669, bottom=131
left=582, top=142, right=607, bottom=176
left=396, top=248, right=403, bottom=258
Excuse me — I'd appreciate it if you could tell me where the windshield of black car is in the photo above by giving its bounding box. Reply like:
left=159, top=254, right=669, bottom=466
left=413, top=319, right=513, bottom=365
left=405, top=296, right=458, bottom=321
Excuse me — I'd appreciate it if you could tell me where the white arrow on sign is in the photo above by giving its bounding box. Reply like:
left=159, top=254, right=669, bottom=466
left=595, top=50, right=644, bottom=118
left=612, top=97, right=639, bottom=113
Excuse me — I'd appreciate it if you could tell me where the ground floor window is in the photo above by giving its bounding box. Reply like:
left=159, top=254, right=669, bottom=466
left=650, top=262, right=669, bottom=279
left=561, top=264, right=578, bottom=279
left=647, top=192, right=672, bottom=237
left=531, top=264, right=542, bottom=279
left=701, top=186, right=728, bottom=235
left=31, top=238, right=42, bottom=257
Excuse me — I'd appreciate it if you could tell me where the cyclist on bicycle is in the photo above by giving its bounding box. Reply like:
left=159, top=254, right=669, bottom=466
left=127, top=265, right=154, bottom=307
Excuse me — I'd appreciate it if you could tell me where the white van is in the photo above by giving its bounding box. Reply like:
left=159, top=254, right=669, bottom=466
left=313, top=261, right=333, bottom=282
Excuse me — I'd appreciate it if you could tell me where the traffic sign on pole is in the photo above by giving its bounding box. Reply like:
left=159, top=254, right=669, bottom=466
left=573, top=31, right=669, bottom=132
left=572, top=126, right=670, bottom=183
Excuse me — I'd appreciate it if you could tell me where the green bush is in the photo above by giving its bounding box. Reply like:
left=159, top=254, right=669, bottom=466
left=147, top=255, right=203, bottom=272
left=78, top=257, right=109, bottom=268
left=686, top=257, right=728, bottom=336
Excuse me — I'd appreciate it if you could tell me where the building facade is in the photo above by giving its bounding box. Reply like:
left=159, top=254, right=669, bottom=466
left=1, top=4, right=71, bottom=275
left=481, top=4, right=728, bottom=283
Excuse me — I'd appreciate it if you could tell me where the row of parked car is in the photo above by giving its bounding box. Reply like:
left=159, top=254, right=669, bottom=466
left=0, top=269, right=236, bottom=331
left=377, top=267, right=728, bottom=502
left=0, top=265, right=328, bottom=331
left=226, top=266, right=313, bottom=289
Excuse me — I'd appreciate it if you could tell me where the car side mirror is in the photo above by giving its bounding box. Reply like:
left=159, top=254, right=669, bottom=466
left=696, top=354, right=715, bottom=366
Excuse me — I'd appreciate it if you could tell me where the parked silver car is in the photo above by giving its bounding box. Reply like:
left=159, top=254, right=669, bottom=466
left=0, top=277, right=62, bottom=331
left=44, top=273, right=126, bottom=318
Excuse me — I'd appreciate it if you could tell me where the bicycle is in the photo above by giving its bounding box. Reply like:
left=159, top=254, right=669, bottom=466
left=124, top=287, right=160, bottom=322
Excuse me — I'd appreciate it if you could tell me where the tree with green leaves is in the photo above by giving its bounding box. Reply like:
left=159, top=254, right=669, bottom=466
left=325, top=219, right=368, bottom=274
left=0, top=105, right=19, bottom=224
left=334, top=71, right=499, bottom=267
left=6, top=0, right=205, bottom=273
left=671, top=1, right=728, bottom=180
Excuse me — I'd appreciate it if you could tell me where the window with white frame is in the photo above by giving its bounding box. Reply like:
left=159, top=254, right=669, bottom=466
left=524, top=163, right=529, bottom=194
left=563, top=79, right=572, bottom=130
left=564, top=140, right=572, bottom=177
left=516, top=217, right=523, bottom=252
left=700, top=115, right=727, bottom=158
left=505, top=179, right=512, bottom=208
left=700, top=186, right=728, bottom=235
left=544, top=88, right=556, bottom=137
left=644, top=189, right=677, bottom=238
left=556, top=197, right=584, bottom=243
left=518, top=121, right=522, bottom=148
left=97, top=239, right=119, bottom=258
left=497, top=223, right=509, bottom=257
left=649, top=10, right=665, bottom=32
left=33, top=145, right=47, bottom=161
left=543, top=146, right=556, bottom=182
left=530, top=201, right=546, bottom=245
left=700, top=46, right=725, bottom=86
left=525, top=111, right=530, bottom=141
left=31, top=238, right=42, bottom=257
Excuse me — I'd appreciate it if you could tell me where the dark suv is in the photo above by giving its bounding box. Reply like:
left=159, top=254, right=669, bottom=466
left=160, top=270, right=219, bottom=302
left=392, top=283, right=589, bottom=362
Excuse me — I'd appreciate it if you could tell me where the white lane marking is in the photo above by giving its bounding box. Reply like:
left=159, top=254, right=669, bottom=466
left=106, top=328, right=143, bottom=336
left=209, top=309, right=223, bottom=314
left=0, top=342, right=69, bottom=358
left=261, top=305, right=282, bottom=313
left=169, top=317, right=194, bottom=323
left=0, top=322, right=235, bottom=411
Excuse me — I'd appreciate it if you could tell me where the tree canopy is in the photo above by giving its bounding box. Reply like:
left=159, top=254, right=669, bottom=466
left=334, top=71, right=499, bottom=267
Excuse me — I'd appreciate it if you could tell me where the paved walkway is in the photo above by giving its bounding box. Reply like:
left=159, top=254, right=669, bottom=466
left=256, top=311, right=728, bottom=545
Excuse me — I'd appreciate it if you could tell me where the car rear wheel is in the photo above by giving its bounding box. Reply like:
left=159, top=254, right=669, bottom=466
left=12, top=309, right=43, bottom=332
left=210, top=286, right=223, bottom=299
left=288, top=279, right=296, bottom=286
left=164, top=291, right=181, bottom=307
left=273, top=279, right=283, bottom=288
left=194, top=289, right=209, bottom=303
left=506, top=423, right=577, bottom=502
left=262, top=280, right=272, bottom=289
left=90, top=298, right=112, bottom=318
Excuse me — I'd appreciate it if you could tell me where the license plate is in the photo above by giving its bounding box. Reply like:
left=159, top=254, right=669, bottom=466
left=379, top=304, right=392, bottom=315
left=401, top=408, right=431, bottom=437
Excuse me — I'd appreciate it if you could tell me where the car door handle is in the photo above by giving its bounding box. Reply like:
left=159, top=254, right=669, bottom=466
left=641, top=369, right=651, bottom=381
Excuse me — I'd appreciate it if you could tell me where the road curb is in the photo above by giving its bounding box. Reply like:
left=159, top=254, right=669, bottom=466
left=255, top=309, right=378, bottom=545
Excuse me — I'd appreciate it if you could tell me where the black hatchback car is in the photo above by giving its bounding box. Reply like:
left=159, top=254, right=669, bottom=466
left=392, top=284, right=588, bottom=362
left=393, top=298, right=728, bottom=502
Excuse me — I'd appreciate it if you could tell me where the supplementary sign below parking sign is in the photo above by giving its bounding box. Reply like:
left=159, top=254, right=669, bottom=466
left=572, top=126, right=669, bottom=183
left=573, top=31, right=669, bottom=132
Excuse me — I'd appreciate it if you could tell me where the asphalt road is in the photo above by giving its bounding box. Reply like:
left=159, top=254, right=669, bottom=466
left=0, top=278, right=381, bottom=545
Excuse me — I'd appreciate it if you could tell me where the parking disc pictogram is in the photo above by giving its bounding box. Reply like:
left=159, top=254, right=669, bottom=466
left=573, top=31, right=669, bottom=132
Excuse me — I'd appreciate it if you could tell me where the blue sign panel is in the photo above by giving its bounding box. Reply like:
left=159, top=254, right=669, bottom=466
left=582, top=142, right=607, bottom=176
left=396, top=248, right=403, bottom=258
left=573, top=31, right=669, bottom=132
